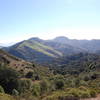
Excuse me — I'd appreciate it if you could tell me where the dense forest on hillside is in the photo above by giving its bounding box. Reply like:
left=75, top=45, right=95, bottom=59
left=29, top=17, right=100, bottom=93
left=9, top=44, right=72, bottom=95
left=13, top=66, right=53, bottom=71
left=0, top=49, right=100, bottom=100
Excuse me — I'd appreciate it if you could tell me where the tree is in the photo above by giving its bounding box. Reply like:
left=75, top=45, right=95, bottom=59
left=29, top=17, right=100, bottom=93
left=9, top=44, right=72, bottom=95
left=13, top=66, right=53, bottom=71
left=0, top=67, right=20, bottom=94
left=55, top=80, right=64, bottom=90
left=25, top=71, right=33, bottom=78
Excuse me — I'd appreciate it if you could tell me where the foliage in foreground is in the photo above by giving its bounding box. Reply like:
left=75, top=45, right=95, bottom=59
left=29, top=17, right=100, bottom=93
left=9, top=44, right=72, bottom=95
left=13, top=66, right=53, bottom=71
left=0, top=53, right=100, bottom=100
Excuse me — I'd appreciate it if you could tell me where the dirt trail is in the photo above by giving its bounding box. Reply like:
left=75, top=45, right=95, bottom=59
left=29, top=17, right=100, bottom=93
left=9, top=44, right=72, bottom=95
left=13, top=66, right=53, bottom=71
left=80, top=94, right=100, bottom=100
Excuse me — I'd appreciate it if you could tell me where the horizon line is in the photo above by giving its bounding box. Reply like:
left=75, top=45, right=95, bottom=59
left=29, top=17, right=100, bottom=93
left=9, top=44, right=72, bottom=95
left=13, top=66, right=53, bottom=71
left=0, top=35, right=100, bottom=47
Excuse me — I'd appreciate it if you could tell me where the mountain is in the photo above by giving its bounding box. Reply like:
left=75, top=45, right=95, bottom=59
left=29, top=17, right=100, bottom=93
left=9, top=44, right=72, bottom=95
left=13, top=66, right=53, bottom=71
left=53, top=36, right=69, bottom=43
left=3, top=36, right=100, bottom=64
left=4, top=38, right=64, bottom=63
left=45, top=40, right=84, bottom=55
left=53, top=36, right=100, bottom=53
left=0, top=46, right=3, bottom=49
left=4, top=37, right=84, bottom=64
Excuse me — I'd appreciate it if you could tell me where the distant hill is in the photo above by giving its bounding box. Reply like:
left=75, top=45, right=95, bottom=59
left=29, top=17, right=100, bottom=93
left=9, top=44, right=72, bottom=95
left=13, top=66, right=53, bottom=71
left=0, top=46, right=3, bottom=48
left=4, top=38, right=63, bottom=63
left=53, top=36, right=100, bottom=53
left=3, top=36, right=100, bottom=64
left=4, top=37, right=84, bottom=64
left=44, top=40, right=84, bottom=55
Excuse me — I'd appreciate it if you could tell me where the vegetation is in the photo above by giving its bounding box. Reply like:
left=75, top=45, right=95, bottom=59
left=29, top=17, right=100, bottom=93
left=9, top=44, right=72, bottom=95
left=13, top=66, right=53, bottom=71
left=0, top=86, right=5, bottom=93
left=0, top=49, right=100, bottom=100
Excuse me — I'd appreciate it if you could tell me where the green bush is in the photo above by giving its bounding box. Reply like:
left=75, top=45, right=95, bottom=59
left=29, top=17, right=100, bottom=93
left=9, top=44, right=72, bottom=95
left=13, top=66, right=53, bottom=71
left=17, top=79, right=32, bottom=94
left=89, top=89, right=97, bottom=97
left=0, top=67, right=20, bottom=94
left=55, top=80, right=65, bottom=90
left=32, top=83, right=41, bottom=96
left=40, top=80, right=50, bottom=94
left=66, top=88, right=91, bottom=98
left=0, top=86, right=4, bottom=93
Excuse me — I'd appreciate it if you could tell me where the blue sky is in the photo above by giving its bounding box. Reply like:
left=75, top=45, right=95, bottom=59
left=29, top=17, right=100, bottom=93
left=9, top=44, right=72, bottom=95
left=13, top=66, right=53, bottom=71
left=0, top=0, right=100, bottom=44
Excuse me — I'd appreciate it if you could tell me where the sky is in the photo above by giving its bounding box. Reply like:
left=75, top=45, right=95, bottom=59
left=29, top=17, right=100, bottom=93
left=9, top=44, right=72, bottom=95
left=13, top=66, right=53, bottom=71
left=0, top=0, right=100, bottom=45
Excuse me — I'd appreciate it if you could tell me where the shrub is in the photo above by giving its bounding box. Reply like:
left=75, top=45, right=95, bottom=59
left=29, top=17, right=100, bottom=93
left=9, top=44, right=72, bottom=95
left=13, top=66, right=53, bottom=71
left=18, top=79, right=32, bottom=94
left=12, top=89, right=19, bottom=96
left=66, top=88, right=91, bottom=98
left=55, top=80, right=65, bottom=90
left=0, top=67, right=20, bottom=94
left=32, top=83, right=41, bottom=96
left=0, top=86, right=5, bottom=93
left=84, top=76, right=90, bottom=81
left=40, top=80, right=50, bottom=94
left=89, top=89, right=97, bottom=97
left=25, top=71, right=34, bottom=78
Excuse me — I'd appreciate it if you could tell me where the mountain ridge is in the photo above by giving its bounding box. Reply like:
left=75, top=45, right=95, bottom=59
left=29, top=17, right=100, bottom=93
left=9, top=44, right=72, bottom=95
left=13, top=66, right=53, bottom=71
left=3, top=36, right=100, bottom=64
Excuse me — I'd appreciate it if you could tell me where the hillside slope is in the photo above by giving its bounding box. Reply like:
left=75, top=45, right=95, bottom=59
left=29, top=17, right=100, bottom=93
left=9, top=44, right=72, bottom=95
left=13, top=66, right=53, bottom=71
left=50, top=53, right=100, bottom=76
left=0, top=49, right=34, bottom=73
left=4, top=37, right=86, bottom=64
left=53, top=36, right=100, bottom=53
left=3, top=36, right=100, bottom=64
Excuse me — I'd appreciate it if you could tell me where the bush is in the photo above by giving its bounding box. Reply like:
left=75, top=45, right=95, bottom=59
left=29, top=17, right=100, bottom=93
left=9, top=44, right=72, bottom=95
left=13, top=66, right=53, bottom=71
left=0, top=67, right=20, bottom=94
left=0, top=86, right=4, bottom=93
left=40, top=80, right=50, bottom=94
left=89, top=89, right=97, bottom=97
left=17, top=79, right=32, bottom=94
left=66, top=88, right=91, bottom=98
left=25, top=71, right=34, bottom=78
left=32, top=83, right=41, bottom=96
left=84, top=76, right=90, bottom=81
left=55, top=80, right=64, bottom=90
left=12, top=89, right=19, bottom=96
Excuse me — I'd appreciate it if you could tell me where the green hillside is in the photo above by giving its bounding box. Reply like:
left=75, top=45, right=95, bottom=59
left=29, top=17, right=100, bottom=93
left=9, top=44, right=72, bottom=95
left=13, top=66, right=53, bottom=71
left=4, top=37, right=87, bottom=64
left=5, top=39, right=63, bottom=63
left=18, top=40, right=62, bottom=57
